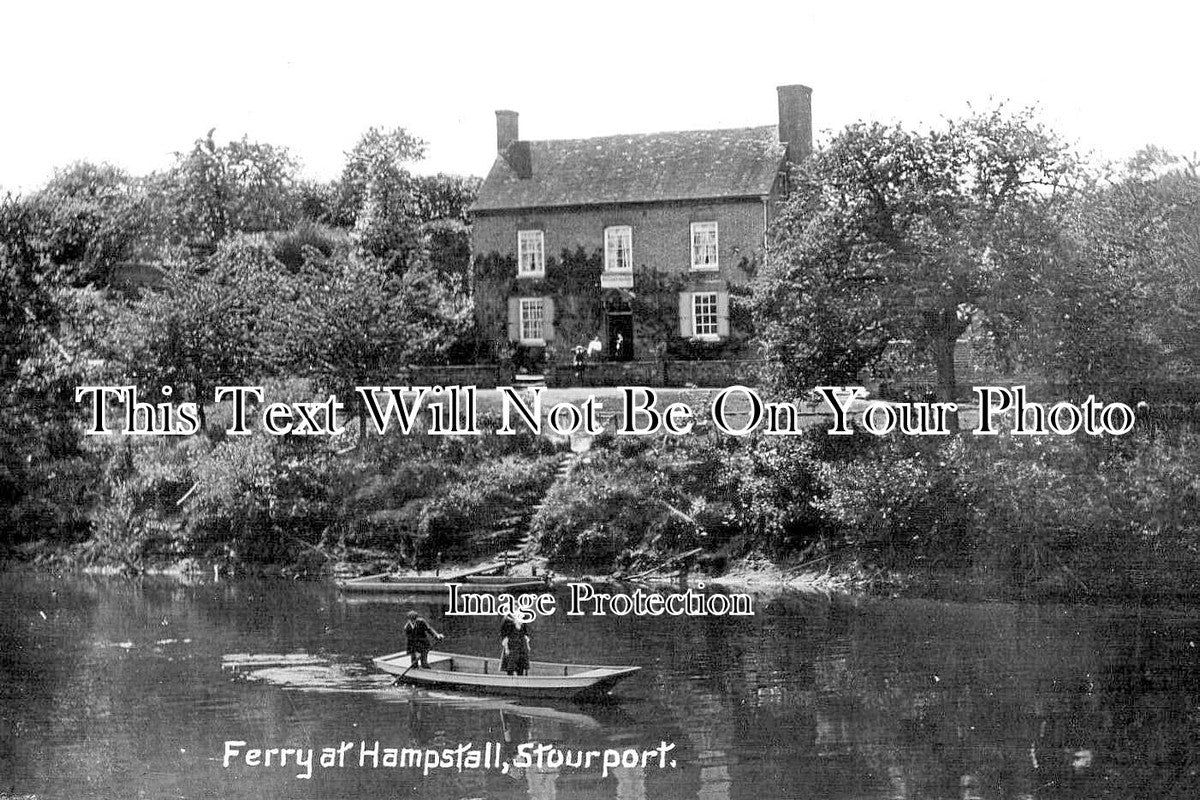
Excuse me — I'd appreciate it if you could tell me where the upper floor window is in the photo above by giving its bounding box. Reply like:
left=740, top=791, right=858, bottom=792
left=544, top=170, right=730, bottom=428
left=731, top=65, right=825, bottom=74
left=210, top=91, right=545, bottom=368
left=692, top=292, right=719, bottom=338
left=604, top=226, right=633, bottom=272
left=517, top=230, right=545, bottom=277
left=519, top=298, right=545, bottom=343
left=691, top=221, right=718, bottom=270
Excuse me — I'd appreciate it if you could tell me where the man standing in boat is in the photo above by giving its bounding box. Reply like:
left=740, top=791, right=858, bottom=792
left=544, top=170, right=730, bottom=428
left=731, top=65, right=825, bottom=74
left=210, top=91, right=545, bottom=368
left=405, top=610, right=443, bottom=668
left=500, top=613, right=531, bottom=676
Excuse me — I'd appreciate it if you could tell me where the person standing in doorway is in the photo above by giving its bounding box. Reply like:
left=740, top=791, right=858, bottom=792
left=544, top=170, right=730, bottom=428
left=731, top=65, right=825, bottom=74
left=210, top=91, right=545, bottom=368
left=573, top=345, right=586, bottom=385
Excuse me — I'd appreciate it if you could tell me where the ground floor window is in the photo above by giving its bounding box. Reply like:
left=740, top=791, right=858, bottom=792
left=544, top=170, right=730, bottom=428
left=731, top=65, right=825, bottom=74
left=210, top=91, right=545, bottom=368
left=692, top=292, right=719, bottom=337
left=519, top=298, right=545, bottom=343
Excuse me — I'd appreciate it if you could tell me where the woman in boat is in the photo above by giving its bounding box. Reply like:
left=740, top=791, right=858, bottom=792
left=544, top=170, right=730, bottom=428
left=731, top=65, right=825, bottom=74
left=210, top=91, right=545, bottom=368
left=499, top=614, right=531, bottom=676
left=405, top=610, right=443, bottom=668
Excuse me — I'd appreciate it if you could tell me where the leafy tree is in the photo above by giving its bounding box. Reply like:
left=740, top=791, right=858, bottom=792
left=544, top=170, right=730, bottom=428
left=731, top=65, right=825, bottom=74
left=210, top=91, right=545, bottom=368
left=293, top=178, right=342, bottom=225
left=1, top=196, right=122, bottom=541
left=128, top=235, right=287, bottom=429
left=270, top=249, right=472, bottom=437
left=421, top=218, right=471, bottom=281
left=337, top=127, right=426, bottom=266
left=756, top=108, right=1080, bottom=411
left=0, top=196, right=52, bottom=379
left=1, top=197, right=51, bottom=526
left=23, top=162, right=149, bottom=286
left=413, top=173, right=481, bottom=223
left=150, top=130, right=299, bottom=255
left=1030, top=151, right=1200, bottom=391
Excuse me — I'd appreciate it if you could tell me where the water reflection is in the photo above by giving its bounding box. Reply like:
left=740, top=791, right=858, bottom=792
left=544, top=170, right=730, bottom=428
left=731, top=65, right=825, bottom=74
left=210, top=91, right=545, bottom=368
left=2, top=572, right=1199, bottom=799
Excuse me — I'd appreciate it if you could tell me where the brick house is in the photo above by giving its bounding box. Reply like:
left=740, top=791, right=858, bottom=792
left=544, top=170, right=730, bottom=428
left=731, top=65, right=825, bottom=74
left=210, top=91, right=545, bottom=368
left=470, top=85, right=812, bottom=367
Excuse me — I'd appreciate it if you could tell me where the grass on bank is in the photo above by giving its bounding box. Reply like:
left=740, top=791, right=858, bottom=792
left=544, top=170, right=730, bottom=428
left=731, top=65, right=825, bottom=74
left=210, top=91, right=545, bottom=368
left=9, top=377, right=1200, bottom=600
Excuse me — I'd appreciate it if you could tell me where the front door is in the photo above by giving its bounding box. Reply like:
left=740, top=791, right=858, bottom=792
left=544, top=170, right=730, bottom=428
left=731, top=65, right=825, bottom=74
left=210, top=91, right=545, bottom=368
left=607, top=312, right=634, bottom=361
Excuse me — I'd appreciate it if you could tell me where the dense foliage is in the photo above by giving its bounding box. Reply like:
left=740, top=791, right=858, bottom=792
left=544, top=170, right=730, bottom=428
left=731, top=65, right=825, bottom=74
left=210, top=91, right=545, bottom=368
left=1029, top=152, right=1200, bottom=392
left=3, top=112, right=1200, bottom=601
left=755, top=108, right=1081, bottom=403
left=0, top=123, right=479, bottom=555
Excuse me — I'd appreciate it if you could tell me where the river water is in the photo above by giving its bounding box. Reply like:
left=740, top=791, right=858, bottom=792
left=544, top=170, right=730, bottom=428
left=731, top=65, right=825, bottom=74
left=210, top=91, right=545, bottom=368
left=2, top=572, right=1198, bottom=799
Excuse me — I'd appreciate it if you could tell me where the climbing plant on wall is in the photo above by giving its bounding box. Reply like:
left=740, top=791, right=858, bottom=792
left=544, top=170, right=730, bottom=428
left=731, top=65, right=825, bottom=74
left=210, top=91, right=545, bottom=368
left=547, top=247, right=605, bottom=351
left=471, top=247, right=604, bottom=359
left=472, top=251, right=757, bottom=362
left=631, top=266, right=686, bottom=357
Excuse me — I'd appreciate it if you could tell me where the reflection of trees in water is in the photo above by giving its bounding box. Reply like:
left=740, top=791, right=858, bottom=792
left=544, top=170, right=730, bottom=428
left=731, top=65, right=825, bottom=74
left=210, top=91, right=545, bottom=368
left=635, top=594, right=1200, bottom=799
left=10, top=574, right=312, bottom=798
left=12, top=575, right=1200, bottom=799
left=801, top=600, right=1200, bottom=798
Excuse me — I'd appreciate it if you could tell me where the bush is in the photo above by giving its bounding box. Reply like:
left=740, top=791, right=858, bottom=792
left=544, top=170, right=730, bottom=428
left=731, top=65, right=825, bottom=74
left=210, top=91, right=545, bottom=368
left=415, top=455, right=558, bottom=567
left=185, top=436, right=336, bottom=563
left=961, top=434, right=1200, bottom=593
left=533, top=452, right=700, bottom=571
left=731, top=432, right=830, bottom=556
left=271, top=221, right=346, bottom=271
left=815, top=436, right=977, bottom=567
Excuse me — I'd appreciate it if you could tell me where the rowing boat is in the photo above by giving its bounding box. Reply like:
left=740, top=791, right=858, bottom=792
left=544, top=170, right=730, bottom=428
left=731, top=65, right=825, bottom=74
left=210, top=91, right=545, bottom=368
left=373, top=650, right=640, bottom=700
left=338, top=574, right=548, bottom=594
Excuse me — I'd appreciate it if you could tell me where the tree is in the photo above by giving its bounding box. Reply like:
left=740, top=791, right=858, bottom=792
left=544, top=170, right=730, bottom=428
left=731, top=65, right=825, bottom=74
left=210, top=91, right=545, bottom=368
left=337, top=127, right=426, bottom=266
left=421, top=218, right=472, bottom=281
left=23, top=162, right=149, bottom=286
left=1029, top=151, right=1200, bottom=392
left=270, top=249, right=472, bottom=437
left=1, top=195, right=116, bottom=540
left=755, top=108, right=1080, bottom=413
left=151, top=130, right=299, bottom=255
left=0, top=195, right=52, bottom=377
left=413, top=173, right=482, bottom=224
left=129, top=235, right=287, bottom=429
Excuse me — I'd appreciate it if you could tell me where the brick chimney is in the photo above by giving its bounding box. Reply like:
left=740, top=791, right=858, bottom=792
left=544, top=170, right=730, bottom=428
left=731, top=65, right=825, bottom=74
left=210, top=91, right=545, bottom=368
left=776, top=85, right=812, bottom=164
left=495, top=109, right=531, bottom=178
left=495, top=110, right=519, bottom=153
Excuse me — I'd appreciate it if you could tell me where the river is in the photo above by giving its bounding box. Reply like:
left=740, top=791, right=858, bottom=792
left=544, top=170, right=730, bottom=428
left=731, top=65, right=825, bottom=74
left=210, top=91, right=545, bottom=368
left=2, top=572, right=1198, bottom=799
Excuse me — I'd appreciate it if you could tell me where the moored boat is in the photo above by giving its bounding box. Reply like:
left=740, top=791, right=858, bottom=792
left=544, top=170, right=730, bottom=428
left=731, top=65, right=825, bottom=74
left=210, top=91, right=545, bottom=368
left=373, top=650, right=640, bottom=700
left=338, top=573, right=548, bottom=594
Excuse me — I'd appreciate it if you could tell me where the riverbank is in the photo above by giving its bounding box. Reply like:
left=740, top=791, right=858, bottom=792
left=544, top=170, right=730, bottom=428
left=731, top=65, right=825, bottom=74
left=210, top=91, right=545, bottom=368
left=4, top=390, right=1199, bottom=604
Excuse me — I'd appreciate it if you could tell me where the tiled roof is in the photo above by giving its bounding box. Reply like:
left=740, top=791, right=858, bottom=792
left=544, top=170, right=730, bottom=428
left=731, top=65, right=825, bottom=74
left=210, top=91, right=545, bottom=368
left=472, top=125, right=785, bottom=212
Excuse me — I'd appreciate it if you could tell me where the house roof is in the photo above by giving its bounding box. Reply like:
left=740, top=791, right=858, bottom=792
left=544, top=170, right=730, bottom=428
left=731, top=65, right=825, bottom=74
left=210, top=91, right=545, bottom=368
left=471, top=125, right=785, bottom=212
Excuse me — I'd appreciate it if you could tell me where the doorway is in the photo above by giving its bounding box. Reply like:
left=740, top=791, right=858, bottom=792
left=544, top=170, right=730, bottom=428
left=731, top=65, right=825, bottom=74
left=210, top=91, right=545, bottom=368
left=607, top=312, right=633, bottom=361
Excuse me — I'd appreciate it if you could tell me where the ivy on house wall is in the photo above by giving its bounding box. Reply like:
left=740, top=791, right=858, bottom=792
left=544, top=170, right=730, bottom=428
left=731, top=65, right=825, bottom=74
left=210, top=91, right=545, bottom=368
left=471, top=250, right=758, bottom=362
left=472, top=247, right=605, bottom=360
left=546, top=247, right=606, bottom=351
left=629, top=266, right=686, bottom=358
left=471, top=252, right=517, bottom=360
left=643, top=258, right=758, bottom=361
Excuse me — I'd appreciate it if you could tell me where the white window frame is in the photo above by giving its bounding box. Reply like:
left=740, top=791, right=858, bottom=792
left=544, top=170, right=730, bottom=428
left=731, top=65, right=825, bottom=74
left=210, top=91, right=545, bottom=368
left=517, top=230, right=545, bottom=278
left=604, top=226, right=633, bottom=273
left=690, top=221, right=718, bottom=271
left=519, top=298, right=545, bottom=344
left=692, top=292, right=720, bottom=339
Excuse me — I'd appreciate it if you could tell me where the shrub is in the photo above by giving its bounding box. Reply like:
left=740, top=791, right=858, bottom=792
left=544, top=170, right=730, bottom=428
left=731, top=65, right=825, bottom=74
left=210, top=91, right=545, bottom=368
left=533, top=454, right=699, bottom=571
left=815, top=436, right=977, bottom=567
left=271, top=221, right=346, bottom=271
left=731, top=432, right=830, bottom=556
left=184, top=435, right=336, bottom=563
left=415, top=455, right=558, bottom=566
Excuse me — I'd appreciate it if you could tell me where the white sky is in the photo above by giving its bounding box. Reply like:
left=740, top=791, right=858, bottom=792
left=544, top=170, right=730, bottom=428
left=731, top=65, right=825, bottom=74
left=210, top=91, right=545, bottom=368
left=2, top=1, right=1197, bottom=193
